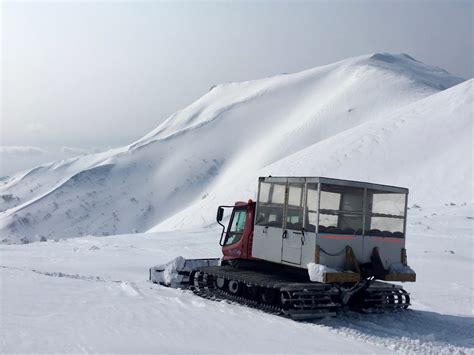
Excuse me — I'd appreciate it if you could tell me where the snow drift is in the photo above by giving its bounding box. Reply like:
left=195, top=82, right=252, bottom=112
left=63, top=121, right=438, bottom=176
left=0, top=53, right=470, bottom=242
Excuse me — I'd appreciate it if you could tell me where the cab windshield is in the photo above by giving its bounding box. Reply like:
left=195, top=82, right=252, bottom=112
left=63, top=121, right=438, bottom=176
left=224, top=208, right=247, bottom=246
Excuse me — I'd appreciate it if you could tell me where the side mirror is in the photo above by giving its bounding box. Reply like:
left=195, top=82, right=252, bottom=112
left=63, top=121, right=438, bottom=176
left=216, top=207, right=224, bottom=222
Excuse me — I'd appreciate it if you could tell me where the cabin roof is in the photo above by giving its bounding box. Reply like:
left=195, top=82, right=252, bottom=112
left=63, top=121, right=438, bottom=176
left=258, top=176, right=408, bottom=194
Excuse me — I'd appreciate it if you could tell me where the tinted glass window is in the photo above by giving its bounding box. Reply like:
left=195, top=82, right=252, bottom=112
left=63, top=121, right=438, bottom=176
left=286, top=183, right=303, bottom=230
left=366, top=190, right=406, bottom=237
left=288, top=184, right=302, bottom=206
left=256, top=181, right=285, bottom=228
left=365, top=216, right=404, bottom=236
left=271, top=183, right=286, bottom=204
left=341, top=192, right=364, bottom=212
left=320, top=190, right=341, bottom=210
left=305, top=183, right=318, bottom=232
left=318, top=184, right=364, bottom=234
left=320, top=184, right=364, bottom=212
left=224, top=209, right=247, bottom=245
left=367, top=191, right=405, bottom=216
left=230, top=210, right=246, bottom=233
left=256, top=206, right=284, bottom=228
left=258, top=182, right=271, bottom=203
left=318, top=213, right=363, bottom=235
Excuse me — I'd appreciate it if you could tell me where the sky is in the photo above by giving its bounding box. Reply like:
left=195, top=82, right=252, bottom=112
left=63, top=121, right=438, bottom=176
left=1, top=0, right=473, bottom=176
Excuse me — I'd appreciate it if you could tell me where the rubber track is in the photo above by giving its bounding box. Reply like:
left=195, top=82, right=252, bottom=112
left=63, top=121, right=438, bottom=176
left=190, top=266, right=410, bottom=319
left=191, top=266, right=340, bottom=320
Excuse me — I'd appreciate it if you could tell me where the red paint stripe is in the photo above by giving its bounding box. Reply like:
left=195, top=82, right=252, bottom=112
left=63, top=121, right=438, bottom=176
left=372, top=237, right=403, bottom=243
left=320, top=235, right=356, bottom=240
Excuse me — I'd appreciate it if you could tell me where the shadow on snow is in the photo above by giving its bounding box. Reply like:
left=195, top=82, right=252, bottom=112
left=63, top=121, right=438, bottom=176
left=318, top=309, right=474, bottom=350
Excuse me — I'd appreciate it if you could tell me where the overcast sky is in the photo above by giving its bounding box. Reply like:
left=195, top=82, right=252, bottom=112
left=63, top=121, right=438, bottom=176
left=1, top=0, right=473, bottom=175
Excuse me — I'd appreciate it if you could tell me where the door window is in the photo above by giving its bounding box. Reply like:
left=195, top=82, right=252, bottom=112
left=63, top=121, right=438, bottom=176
left=286, top=183, right=304, bottom=230
left=258, top=182, right=271, bottom=203
left=224, top=209, right=247, bottom=245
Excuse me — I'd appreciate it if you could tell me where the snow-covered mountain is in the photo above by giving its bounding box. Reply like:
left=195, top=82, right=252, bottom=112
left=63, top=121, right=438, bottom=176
left=0, top=53, right=469, bottom=242
left=1, top=53, right=473, bottom=354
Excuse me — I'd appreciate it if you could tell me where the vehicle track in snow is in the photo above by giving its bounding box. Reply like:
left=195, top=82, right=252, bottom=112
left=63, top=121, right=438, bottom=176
left=190, top=288, right=473, bottom=354
left=157, top=278, right=473, bottom=354
left=2, top=263, right=472, bottom=354
left=319, top=310, right=474, bottom=354
left=0, top=265, right=108, bottom=282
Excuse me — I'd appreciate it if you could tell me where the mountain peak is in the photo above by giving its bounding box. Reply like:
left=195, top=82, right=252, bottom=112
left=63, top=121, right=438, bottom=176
left=0, top=54, right=468, bottom=242
left=370, top=52, right=417, bottom=63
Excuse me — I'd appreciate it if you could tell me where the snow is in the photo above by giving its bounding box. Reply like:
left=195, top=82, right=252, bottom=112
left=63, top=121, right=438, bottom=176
left=151, top=255, right=188, bottom=287
left=388, top=263, right=416, bottom=274
left=307, top=263, right=342, bottom=282
left=0, top=205, right=472, bottom=353
left=155, top=77, right=473, bottom=232
left=0, top=53, right=468, bottom=242
left=0, top=52, right=472, bottom=352
left=150, top=256, right=220, bottom=287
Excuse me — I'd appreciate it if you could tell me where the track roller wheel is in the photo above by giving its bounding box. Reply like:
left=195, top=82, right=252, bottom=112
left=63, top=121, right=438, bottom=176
left=228, top=280, right=241, bottom=295
left=280, top=291, right=292, bottom=309
left=216, top=276, right=227, bottom=290
left=403, top=290, right=410, bottom=309
left=191, top=271, right=201, bottom=289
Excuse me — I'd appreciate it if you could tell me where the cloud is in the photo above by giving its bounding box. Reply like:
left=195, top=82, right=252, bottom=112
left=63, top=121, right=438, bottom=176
left=60, top=146, right=89, bottom=155
left=26, top=123, right=46, bottom=133
left=60, top=146, right=103, bottom=155
left=0, top=146, right=48, bottom=156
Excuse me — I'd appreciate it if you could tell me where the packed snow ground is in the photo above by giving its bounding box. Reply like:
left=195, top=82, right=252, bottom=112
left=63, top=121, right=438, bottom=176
left=1, top=204, right=472, bottom=354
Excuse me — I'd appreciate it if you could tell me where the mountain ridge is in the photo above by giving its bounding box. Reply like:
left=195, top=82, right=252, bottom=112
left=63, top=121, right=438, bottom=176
left=0, top=53, right=468, bottom=242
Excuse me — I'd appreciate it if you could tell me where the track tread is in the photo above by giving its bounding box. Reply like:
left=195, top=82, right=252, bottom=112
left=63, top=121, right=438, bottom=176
left=190, top=265, right=410, bottom=320
left=192, top=266, right=340, bottom=320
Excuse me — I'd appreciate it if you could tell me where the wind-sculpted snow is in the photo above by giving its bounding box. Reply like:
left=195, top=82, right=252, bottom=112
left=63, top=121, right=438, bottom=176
left=0, top=53, right=468, bottom=242
left=152, top=79, right=473, bottom=232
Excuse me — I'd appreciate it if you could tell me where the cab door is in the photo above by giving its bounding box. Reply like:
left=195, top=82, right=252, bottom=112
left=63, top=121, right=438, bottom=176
left=281, top=182, right=305, bottom=265
left=252, top=180, right=287, bottom=263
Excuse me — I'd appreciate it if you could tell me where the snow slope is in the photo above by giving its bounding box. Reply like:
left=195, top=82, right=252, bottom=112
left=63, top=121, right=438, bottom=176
left=0, top=53, right=467, bottom=242
left=0, top=204, right=472, bottom=353
left=156, top=77, right=473, bottom=231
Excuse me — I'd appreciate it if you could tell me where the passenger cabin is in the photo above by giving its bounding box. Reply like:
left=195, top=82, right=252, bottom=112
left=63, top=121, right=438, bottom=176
left=252, top=177, right=409, bottom=275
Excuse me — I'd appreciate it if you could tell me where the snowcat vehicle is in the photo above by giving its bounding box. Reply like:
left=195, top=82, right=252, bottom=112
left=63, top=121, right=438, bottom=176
left=150, top=176, right=416, bottom=320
